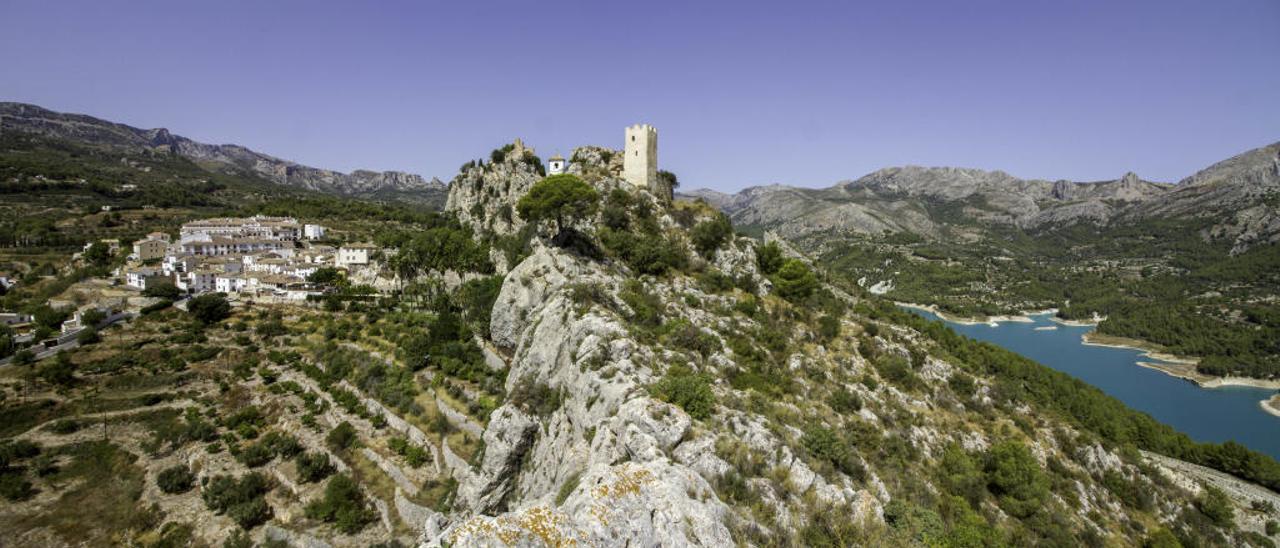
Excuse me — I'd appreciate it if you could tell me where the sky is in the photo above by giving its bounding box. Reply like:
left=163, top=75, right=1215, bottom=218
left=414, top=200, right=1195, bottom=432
left=2, top=0, right=1278, bottom=192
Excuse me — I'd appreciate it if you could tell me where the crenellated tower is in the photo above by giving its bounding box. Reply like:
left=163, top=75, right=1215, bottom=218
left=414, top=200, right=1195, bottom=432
left=623, top=124, right=659, bottom=196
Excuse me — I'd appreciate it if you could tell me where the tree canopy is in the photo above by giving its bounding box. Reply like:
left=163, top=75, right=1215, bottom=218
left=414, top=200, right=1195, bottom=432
left=516, top=174, right=600, bottom=235
left=188, top=294, right=231, bottom=325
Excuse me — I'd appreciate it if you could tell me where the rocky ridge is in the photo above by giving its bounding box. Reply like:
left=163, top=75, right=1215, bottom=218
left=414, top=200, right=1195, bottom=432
left=683, top=142, right=1279, bottom=250
left=413, top=143, right=1268, bottom=545
left=0, top=102, right=446, bottom=204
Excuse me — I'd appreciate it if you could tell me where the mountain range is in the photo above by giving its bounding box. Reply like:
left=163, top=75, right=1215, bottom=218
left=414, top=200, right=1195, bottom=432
left=684, top=142, right=1280, bottom=253
left=0, top=102, right=446, bottom=206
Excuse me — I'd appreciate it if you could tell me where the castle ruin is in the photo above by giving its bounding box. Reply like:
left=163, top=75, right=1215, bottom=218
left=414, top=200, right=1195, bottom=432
left=623, top=124, right=669, bottom=201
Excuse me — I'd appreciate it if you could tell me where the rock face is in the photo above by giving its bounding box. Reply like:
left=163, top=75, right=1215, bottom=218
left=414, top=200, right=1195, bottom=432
left=0, top=102, right=446, bottom=205
left=444, top=147, right=544, bottom=237
left=425, top=245, right=734, bottom=546
left=679, top=144, right=1280, bottom=251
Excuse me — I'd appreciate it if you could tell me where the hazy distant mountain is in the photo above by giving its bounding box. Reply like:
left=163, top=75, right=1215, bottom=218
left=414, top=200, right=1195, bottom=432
left=0, top=102, right=446, bottom=206
left=682, top=142, right=1280, bottom=250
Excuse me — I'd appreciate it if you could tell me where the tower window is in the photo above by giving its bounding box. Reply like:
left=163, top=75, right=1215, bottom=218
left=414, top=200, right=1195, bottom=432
left=631, top=136, right=635, bottom=141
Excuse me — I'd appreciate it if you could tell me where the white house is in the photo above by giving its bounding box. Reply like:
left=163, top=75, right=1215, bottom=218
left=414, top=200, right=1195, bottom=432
left=125, top=267, right=168, bottom=290
left=336, top=243, right=376, bottom=268
left=215, top=274, right=247, bottom=294
left=304, top=224, right=327, bottom=240
left=176, top=269, right=219, bottom=294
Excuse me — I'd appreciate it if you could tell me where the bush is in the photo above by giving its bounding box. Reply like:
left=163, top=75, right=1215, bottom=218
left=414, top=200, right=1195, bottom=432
left=1196, top=485, right=1234, bottom=528
left=326, top=422, right=359, bottom=452
left=144, top=282, right=181, bottom=300
left=771, top=259, right=817, bottom=302
left=828, top=387, right=862, bottom=413
left=508, top=378, right=562, bottom=417
left=156, top=464, right=195, bottom=494
left=817, top=314, right=840, bottom=342
left=305, top=474, right=376, bottom=534
left=652, top=365, right=716, bottom=420
left=189, top=294, right=231, bottom=325
left=691, top=213, right=733, bottom=259
left=47, top=419, right=81, bottom=434
left=801, top=425, right=864, bottom=480
left=295, top=452, right=334, bottom=483
left=202, top=472, right=273, bottom=530
left=0, top=472, right=34, bottom=501
left=984, top=440, right=1048, bottom=519
left=1266, top=520, right=1278, bottom=536
left=755, top=241, right=784, bottom=275
left=236, top=443, right=275, bottom=468
left=77, top=327, right=100, bottom=345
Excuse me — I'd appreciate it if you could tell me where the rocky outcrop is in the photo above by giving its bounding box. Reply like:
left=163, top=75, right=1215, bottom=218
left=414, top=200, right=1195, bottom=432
left=444, top=148, right=544, bottom=237
left=423, top=245, right=735, bottom=546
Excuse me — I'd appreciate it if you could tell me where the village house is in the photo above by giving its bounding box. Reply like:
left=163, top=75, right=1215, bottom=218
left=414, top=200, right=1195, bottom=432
left=180, top=215, right=301, bottom=241
left=132, top=236, right=169, bottom=261
left=336, top=243, right=377, bottom=268
left=125, top=267, right=168, bottom=290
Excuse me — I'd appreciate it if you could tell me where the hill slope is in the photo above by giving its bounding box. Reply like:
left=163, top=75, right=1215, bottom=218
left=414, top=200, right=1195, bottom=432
left=685, top=143, right=1280, bottom=379
left=0, top=102, right=447, bottom=206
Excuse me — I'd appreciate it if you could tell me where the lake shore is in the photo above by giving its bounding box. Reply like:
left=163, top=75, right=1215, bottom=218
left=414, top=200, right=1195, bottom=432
left=1085, top=333, right=1280, bottom=390
left=896, top=302, right=1054, bottom=326
left=1262, top=395, right=1280, bottom=419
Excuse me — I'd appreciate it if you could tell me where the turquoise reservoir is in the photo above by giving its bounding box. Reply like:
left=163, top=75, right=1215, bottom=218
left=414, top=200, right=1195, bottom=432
left=908, top=309, right=1280, bottom=461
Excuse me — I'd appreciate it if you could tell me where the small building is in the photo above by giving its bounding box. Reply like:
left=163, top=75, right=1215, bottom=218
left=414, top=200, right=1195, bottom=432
left=0, top=312, right=33, bottom=326
left=548, top=154, right=566, bottom=175
left=177, top=269, right=219, bottom=294
left=177, top=236, right=291, bottom=257
left=133, top=237, right=169, bottom=261
left=125, top=267, right=168, bottom=290
left=336, top=243, right=376, bottom=268
left=215, top=274, right=247, bottom=294
left=304, top=224, right=327, bottom=240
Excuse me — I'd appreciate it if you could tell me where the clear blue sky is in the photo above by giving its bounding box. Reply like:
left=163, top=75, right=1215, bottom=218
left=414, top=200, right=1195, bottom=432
left=2, top=0, right=1277, bottom=191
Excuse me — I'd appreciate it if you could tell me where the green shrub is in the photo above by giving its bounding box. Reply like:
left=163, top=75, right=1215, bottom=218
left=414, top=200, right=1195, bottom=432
left=652, top=365, right=716, bottom=420
left=305, top=474, right=376, bottom=534
left=771, top=259, right=817, bottom=302
left=801, top=425, right=864, bottom=480
left=817, top=314, right=840, bottom=342
left=202, top=472, right=273, bottom=529
left=1196, top=485, right=1234, bottom=528
left=984, top=440, right=1049, bottom=519
left=157, top=464, right=195, bottom=494
left=1266, top=520, right=1278, bottom=536
left=0, top=472, right=34, bottom=501
left=144, top=282, right=181, bottom=300
left=188, top=294, right=231, bottom=325
left=828, top=387, right=862, bottom=413
left=691, top=213, right=733, bottom=259
left=756, top=241, right=784, bottom=275
left=326, top=422, right=359, bottom=452
left=77, top=327, right=100, bottom=345
left=508, top=377, right=562, bottom=417
left=295, top=452, right=335, bottom=483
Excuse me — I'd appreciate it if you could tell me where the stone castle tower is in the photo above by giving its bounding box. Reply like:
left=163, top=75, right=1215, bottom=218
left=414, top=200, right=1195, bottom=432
left=623, top=124, right=662, bottom=198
